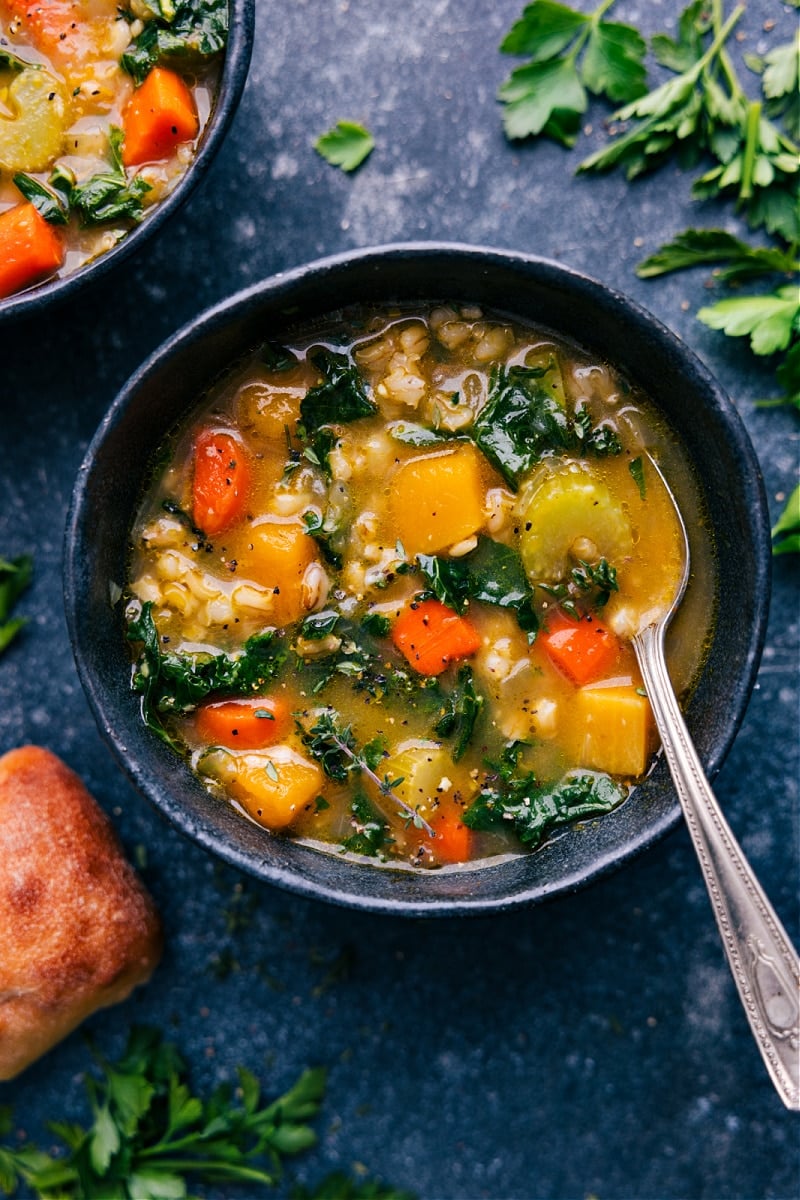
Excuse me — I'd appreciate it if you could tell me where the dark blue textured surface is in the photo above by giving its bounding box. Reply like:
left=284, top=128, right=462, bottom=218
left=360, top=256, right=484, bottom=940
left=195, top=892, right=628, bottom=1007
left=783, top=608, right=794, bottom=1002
left=1, top=2, right=798, bottom=1198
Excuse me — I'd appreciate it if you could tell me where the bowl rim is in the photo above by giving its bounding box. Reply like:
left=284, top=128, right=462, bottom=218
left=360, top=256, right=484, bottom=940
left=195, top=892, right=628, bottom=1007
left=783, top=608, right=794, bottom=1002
left=64, top=241, right=773, bottom=916
left=0, top=0, right=255, bottom=322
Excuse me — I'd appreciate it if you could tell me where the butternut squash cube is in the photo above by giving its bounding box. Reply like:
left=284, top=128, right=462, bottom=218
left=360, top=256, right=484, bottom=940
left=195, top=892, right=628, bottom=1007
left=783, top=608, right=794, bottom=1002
left=570, top=684, right=654, bottom=777
left=389, top=443, right=485, bottom=554
left=234, top=517, right=318, bottom=627
left=201, top=746, right=323, bottom=831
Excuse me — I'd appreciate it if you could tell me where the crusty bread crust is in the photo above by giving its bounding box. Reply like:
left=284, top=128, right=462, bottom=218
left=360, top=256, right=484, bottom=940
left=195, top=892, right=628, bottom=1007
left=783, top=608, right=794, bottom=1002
left=0, top=746, right=162, bottom=1080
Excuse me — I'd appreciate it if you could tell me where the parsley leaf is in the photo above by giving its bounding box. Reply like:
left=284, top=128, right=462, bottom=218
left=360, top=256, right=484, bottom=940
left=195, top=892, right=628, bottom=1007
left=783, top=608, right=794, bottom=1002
left=0, top=1026, right=327, bottom=1197
left=636, top=228, right=799, bottom=283
left=696, top=285, right=799, bottom=356
left=772, top=484, right=800, bottom=556
left=0, top=554, right=32, bottom=657
left=498, top=0, right=646, bottom=144
left=314, top=120, right=375, bottom=171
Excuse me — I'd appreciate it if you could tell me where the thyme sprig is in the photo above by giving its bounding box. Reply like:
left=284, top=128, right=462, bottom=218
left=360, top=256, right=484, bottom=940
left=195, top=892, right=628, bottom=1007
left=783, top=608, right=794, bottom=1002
left=298, top=710, right=435, bottom=835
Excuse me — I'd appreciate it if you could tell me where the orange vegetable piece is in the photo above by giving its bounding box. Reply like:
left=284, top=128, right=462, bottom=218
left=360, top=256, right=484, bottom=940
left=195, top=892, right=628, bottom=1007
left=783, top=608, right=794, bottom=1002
left=429, top=802, right=472, bottom=863
left=122, top=67, right=199, bottom=167
left=195, top=697, right=290, bottom=750
left=541, top=609, right=618, bottom=685
left=4, top=0, right=95, bottom=66
left=192, top=429, right=251, bottom=536
left=392, top=598, right=481, bottom=676
left=0, top=202, right=63, bottom=299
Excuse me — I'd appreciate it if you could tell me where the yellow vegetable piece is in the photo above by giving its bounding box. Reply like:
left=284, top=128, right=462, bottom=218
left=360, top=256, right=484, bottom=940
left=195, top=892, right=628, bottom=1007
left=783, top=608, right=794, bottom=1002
left=200, top=745, right=323, bottom=831
left=519, top=460, right=633, bottom=584
left=382, top=739, right=477, bottom=821
left=0, top=68, right=68, bottom=172
left=570, top=683, right=654, bottom=777
left=389, top=443, right=485, bottom=555
left=234, top=517, right=318, bottom=627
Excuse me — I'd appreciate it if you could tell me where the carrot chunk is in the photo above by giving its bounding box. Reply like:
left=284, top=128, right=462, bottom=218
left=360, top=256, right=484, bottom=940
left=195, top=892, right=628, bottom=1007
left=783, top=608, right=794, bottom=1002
left=122, top=67, right=199, bottom=167
left=0, top=202, right=63, bottom=299
left=429, top=802, right=472, bottom=863
left=192, top=429, right=251, bottom=536
left=541, top=609, right=618, bottom=685
left=392, top=598, right=481, bottom=676
left=195, top=697, right=290, bottom=750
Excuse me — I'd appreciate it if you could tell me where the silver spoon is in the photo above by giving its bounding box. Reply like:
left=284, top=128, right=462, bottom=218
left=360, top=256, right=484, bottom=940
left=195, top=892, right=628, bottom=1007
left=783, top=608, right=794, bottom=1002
left=631, top=455, right=799, bottom=1111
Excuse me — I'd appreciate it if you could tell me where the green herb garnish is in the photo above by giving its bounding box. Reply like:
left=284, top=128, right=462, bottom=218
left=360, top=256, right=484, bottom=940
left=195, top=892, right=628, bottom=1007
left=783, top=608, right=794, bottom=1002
left=314, top=120, right=375, bottom=171
left=0, top=555, right=32, bottom=657
left=0, top=1026, right=325, bottom=1197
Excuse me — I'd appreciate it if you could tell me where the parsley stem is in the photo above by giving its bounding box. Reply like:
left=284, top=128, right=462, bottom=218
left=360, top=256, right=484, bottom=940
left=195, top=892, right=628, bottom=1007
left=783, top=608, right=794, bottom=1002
left=740, top=100, right=762, bottom=201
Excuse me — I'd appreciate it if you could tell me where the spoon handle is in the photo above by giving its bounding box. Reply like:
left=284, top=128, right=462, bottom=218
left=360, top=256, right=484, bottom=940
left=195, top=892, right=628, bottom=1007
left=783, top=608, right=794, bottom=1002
left=634, top=621, right=800, bottom=1111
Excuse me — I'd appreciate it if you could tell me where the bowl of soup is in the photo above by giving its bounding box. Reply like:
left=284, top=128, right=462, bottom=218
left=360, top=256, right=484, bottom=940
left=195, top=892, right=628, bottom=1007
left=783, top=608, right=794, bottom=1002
left=64, top=244, right=771, bottom=914
left=0, top=0, right=254, bottom=317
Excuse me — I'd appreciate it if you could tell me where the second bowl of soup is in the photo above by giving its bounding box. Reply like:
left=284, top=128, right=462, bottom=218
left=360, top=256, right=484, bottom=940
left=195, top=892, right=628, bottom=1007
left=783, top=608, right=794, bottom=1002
left=64, top=245, right=770, bottom=913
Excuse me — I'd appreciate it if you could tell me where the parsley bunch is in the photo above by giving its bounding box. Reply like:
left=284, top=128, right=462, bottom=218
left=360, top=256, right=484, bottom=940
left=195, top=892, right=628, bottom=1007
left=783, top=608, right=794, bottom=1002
left=498, top=0, right=799, bottom=546
left=0, top=1029, right=413, bottom=1199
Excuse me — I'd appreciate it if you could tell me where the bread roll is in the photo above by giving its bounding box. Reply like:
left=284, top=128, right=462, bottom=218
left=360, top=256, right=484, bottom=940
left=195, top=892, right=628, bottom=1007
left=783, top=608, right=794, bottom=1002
left=0, top=746, right=162, bottom=1080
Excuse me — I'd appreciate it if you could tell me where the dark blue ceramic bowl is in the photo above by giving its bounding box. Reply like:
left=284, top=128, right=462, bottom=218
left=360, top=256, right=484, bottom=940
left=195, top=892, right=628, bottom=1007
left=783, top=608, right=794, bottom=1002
left=0, top=0, right=254, bottom=321
left=64, top=244, right=771, bottom=915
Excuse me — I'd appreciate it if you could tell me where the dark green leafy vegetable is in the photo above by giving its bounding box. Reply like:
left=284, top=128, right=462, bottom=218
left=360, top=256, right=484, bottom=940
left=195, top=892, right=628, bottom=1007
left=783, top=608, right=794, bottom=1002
left=261, top=342, right=299, bottom=371
left=121, top=0, right=229, bottom=84
left=302, top=507, right=345, bottom=567
left=300, top=349, right=377, bottom=432
left=464, top=745, right=624, bottom=849
left=0, top=1026, right=325, bottom=1198
left=12, top=174, right=68, bottom=225
left=300, top=610, right=341, bottom=640
left=71, top=128, right=152, bottom=226
left=387, top=421, right=452, bottom=447
left=433, top=665, right=484, bottom=760
left=127, top=602, right=288, bottom=736
left=471, top=364, right=619, bottom=488
left=314, top=120, right=375, bottom=171
left=498, top=0, right=647, bottom=145
left=0, top=48, right=29, bottom=72
left=341, top=790, right=389, bottom=856
left=417, top=535, right=538, bottom=637
left=629, top=455, right=646, bottom=500
left=471, top=363, right=571, bottom=486
left=0, top=554, right=32, bottom=657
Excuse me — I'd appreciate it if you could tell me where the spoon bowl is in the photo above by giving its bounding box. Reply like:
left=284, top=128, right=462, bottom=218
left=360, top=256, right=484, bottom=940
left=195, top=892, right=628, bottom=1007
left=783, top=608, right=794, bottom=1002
left=631, top=456, right=800, bottom=1112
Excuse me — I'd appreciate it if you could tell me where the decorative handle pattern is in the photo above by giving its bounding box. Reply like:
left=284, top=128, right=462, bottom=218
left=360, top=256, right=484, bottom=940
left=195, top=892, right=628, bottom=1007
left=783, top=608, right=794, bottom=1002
left=634, top=621, right=800, bottom=1111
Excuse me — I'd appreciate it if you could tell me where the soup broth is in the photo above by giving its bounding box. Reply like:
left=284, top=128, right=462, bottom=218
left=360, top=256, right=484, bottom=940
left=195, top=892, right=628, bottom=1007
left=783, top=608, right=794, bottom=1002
left=125, top=304, right=716, bottom=868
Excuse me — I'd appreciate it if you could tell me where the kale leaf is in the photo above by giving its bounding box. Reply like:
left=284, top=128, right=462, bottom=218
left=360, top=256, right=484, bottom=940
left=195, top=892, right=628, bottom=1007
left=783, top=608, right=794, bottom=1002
left=341, top=791, right=389, bottom=856
left=464, top=750, right=624, bottom=850
left=433, top=665, right=484, bottom=761
left=300, top=349, right=377, bottom=432
left=122, top=0, right=229, bottom=84
left=472, top=363, right=571, bottom=487
left=417, top=535, right=538, bottom=637
left=127, top=602, right=288, bottom=736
